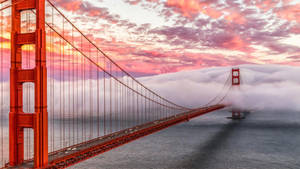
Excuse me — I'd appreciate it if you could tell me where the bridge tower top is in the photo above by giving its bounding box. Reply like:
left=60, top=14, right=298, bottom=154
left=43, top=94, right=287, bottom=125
left=232, top=68, right=240, bottom=86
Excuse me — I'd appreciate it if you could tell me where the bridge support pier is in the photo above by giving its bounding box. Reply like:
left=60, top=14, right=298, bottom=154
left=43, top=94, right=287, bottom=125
left=232, top=110, right=241, bottom=119
left=227, top=109, right=245, bottom=120
left=9, top=0, right=48, bottom=168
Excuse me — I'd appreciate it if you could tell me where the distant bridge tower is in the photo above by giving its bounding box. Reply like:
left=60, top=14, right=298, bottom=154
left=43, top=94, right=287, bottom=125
left=9, top=0, right=48, bottom=168
left=232, top=68, right=240, bottom=86
left=230, top=68, right=243, bottom=119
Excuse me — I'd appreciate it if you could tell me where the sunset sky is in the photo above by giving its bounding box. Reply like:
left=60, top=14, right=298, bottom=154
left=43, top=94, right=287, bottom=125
left=1, top=0, right=300, bottom=76
left=50, top=0, right=300, bottom=75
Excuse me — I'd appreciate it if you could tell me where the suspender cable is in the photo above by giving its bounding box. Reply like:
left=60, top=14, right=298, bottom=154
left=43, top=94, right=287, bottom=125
left=59, top=26, right=62, bottom=149
left=109, top=62, right=112, bottom=133
left=72, top=27, right=75, bottom=145
left=103, top=57, right=106, bottom=135
left=81, top=35, right=84, bottom=143
left=136, top=81, right=139, bottom=125
left=51, top=7, right=55, bottom=152
left=89, top=43, right=93, bottom=140
left=0, top=3, right=3, bottom=165
left=83, top=36, right=86, bottom=142
left=97, top=51, right=100, bottom=137
left=115, top=70, right=117, bottom=131
left=68, top=40, right=71, bottom=146
left=75, top=36, right=79, bottom=144
left=62, top=18, right=65, bottom=147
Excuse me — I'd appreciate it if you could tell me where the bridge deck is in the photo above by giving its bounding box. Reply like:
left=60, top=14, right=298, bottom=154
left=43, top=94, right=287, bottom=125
left=14, top=105, right=225, bottom=169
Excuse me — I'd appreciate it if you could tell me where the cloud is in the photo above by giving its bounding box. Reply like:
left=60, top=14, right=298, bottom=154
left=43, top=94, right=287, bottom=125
left=124, top=0, right=142, bottom=5
left=139, top=64, right=300, bottom=111
left=132, top=0, right=299, bottom=63
left=165, top=0, right=221, bottom=19
left=1, top=64, right=299, bottom=119
left=51, top=0, right=120, bottom=24
left=45, top=0, right=300, bottom=71
left=2, top=0, right=300, bottom=77
left=149, top=25, right=250, bottom=51
left=275, top=3, right=300, bottom=22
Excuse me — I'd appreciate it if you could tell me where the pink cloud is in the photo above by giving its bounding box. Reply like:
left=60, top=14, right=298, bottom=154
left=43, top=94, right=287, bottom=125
left=275, top=4, right=300, bottom=22
left=224, top=10, right=246, bottom=24
left=1, top=0, right=298, bottom=77
left=291, top=25, right=300, bottom=34
left=221, top=34, right=248, bottom=51
left=252, top=0, right=279, bottom=12
left=51, top=0, right=120, bottom=24
left=125, top=0, right=142, bottom=5
left=54, top=0, right=83, bottom=12
left=165, top=0, right=221, bottom=19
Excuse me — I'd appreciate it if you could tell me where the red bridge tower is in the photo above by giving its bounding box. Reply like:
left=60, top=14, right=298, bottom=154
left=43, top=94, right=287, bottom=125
left=10, top=0, right=48, bottom=168
left=230, top=68, right=243, bottom=119
left=232, top=68, right=240, bottom=86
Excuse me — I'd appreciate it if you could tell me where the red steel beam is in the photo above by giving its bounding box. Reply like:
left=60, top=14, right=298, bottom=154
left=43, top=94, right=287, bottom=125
left=41, top=104, right=225, bottom=169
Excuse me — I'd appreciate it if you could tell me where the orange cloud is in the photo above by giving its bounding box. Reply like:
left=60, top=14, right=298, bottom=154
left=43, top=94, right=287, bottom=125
left=222, top=35, right=247, bottom=51
left=55, top=0, right=83, bottom=12
left=224, top=10, right=246, bottom=24
left=275, top=4, right=300, bottom=22
left=165, top=0, right=222, bottom=19
left=203, top=6, right=222, bottom=19
left=253, top=0, right=279, bottom=12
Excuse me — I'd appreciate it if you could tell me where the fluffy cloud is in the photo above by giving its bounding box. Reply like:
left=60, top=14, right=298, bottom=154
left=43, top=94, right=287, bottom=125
left=2, top=0, right=300, bottom=75
left=1, top=64, right=300, bottom=117
left=50, top=0, right=121, bottom=24
left=164, top=0, right=220, bottom=19
left=139, top=64, right=300, bottom=111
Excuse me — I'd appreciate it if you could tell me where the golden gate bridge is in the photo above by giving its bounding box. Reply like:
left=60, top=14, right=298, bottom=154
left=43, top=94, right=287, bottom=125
left=0, top=0, right=243, bottom=168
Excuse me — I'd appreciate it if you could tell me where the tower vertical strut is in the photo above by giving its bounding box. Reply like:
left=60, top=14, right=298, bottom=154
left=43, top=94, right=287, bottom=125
left=9, top=0, right=47, bottom=168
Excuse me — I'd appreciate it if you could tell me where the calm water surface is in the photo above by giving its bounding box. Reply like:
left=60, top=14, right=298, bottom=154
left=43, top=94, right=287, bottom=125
left=72, top=110, right=300, bottom=169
